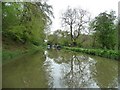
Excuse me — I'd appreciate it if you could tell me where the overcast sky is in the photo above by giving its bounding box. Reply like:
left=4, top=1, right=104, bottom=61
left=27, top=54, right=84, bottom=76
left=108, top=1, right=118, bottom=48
left=48, top=0, right=119, bottom=32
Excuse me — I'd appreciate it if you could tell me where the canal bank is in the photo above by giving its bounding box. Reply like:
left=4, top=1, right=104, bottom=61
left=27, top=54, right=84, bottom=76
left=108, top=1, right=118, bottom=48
left=2, top=43, right=45, bottom=65
left=64, top=46, right=119, bottom=60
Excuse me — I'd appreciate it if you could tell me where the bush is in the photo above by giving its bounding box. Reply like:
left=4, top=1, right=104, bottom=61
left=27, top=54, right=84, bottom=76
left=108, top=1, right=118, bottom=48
left=64, top=47, right=118, bottom=60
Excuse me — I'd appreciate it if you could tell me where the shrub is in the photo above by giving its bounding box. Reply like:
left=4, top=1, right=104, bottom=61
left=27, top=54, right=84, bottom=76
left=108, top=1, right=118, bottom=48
left=64, top=47, right=118, bottom=60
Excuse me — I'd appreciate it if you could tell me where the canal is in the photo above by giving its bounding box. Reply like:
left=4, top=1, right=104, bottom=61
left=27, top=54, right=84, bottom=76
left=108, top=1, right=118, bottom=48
left=2, top=49, right=118, bottom=88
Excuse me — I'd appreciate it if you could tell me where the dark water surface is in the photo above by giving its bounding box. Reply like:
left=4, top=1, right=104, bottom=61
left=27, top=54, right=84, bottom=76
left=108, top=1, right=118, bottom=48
left=2, top=50, right=118, bottom=88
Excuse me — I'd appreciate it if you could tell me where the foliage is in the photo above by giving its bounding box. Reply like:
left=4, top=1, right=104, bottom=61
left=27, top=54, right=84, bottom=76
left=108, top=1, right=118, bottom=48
left=2, top=2, right=54, bottom=63
left=47, top=29, right=71, bottom=46
left=90, top=11, right=117, bottom=49
left=48, top=29, right=94, bottom=48
left=2, top=2, right=53, bottom=45
left=64, top=47, right=119, bottom=60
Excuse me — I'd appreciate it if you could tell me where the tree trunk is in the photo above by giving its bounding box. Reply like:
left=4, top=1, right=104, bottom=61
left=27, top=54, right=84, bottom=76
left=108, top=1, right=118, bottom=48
left=70, top=24, right=73, bottom=42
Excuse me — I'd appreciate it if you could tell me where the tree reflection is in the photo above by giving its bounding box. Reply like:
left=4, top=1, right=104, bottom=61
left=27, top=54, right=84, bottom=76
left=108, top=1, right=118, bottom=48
left=61, top=54, right=97, bottom=88
left=44, top=50, right=118, bottom=88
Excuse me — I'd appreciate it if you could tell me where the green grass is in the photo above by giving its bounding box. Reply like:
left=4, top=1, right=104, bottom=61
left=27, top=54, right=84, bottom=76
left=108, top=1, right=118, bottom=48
left=2, top=44, right=44, bottom=65
left=2, top=35, right=46, bottom=65
left=64, top=47, right=119, bottom=60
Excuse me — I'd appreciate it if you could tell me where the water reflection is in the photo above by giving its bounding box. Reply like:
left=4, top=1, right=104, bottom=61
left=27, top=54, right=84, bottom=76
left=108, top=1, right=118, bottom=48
left=3, top=51, right=49, bottom=88
left=2, top=50, right=118, bottom=88
left=43, top=50, right=118, bottom=88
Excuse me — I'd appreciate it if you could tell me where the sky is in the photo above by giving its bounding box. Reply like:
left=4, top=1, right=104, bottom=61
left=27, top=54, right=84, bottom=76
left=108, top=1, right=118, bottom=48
left=48, top=0, right=120, bottom=32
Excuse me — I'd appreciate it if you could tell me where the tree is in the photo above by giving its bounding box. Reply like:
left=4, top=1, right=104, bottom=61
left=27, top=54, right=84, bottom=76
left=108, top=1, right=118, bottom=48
left=90, top=11, right=117, bottom=49
left=47, top=29, right=71, bottom=46
left=2, top=1, right=53, bottom=45
left=61, top=7, right=90, bottom=46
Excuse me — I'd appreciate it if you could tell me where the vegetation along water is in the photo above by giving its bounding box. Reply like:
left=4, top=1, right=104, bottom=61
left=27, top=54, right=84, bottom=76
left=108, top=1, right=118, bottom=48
left=2, top=1, right=120, bottom=89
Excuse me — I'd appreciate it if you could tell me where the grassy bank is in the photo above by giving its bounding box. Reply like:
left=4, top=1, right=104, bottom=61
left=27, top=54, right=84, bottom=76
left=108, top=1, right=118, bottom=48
left=64, top=47, right=119, bottom=60
left=2, top=44, right=44, bottom=65
left=2, top=37, right=45, bottom=65
left=3, top=45, right=42, bottom=61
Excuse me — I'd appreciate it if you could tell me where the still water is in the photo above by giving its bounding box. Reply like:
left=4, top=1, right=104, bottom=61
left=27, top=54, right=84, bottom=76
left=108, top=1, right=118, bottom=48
left=3, top=49, right=118, bottom=88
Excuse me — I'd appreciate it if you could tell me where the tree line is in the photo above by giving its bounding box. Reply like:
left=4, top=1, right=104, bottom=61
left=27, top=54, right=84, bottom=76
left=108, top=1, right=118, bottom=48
left=47, top=7, right=118, bottom=50
left=2, top=2, right=118, bottom=50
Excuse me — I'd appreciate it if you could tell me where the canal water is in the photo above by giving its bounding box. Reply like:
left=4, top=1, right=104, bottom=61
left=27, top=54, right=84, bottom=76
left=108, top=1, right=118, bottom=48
left=2, top=49, right=118, bottom=88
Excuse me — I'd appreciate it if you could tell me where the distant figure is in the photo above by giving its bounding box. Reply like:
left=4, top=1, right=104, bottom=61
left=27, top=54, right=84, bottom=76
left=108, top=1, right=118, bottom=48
left=56, top=45, right=61, bottom=50
left=47, top=43, right=52, bottom=50
left=47, top=45, right=51, bottom=50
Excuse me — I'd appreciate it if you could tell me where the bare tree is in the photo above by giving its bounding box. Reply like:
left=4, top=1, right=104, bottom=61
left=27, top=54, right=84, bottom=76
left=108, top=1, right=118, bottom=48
left=61, top=6, right=90, bottom=46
